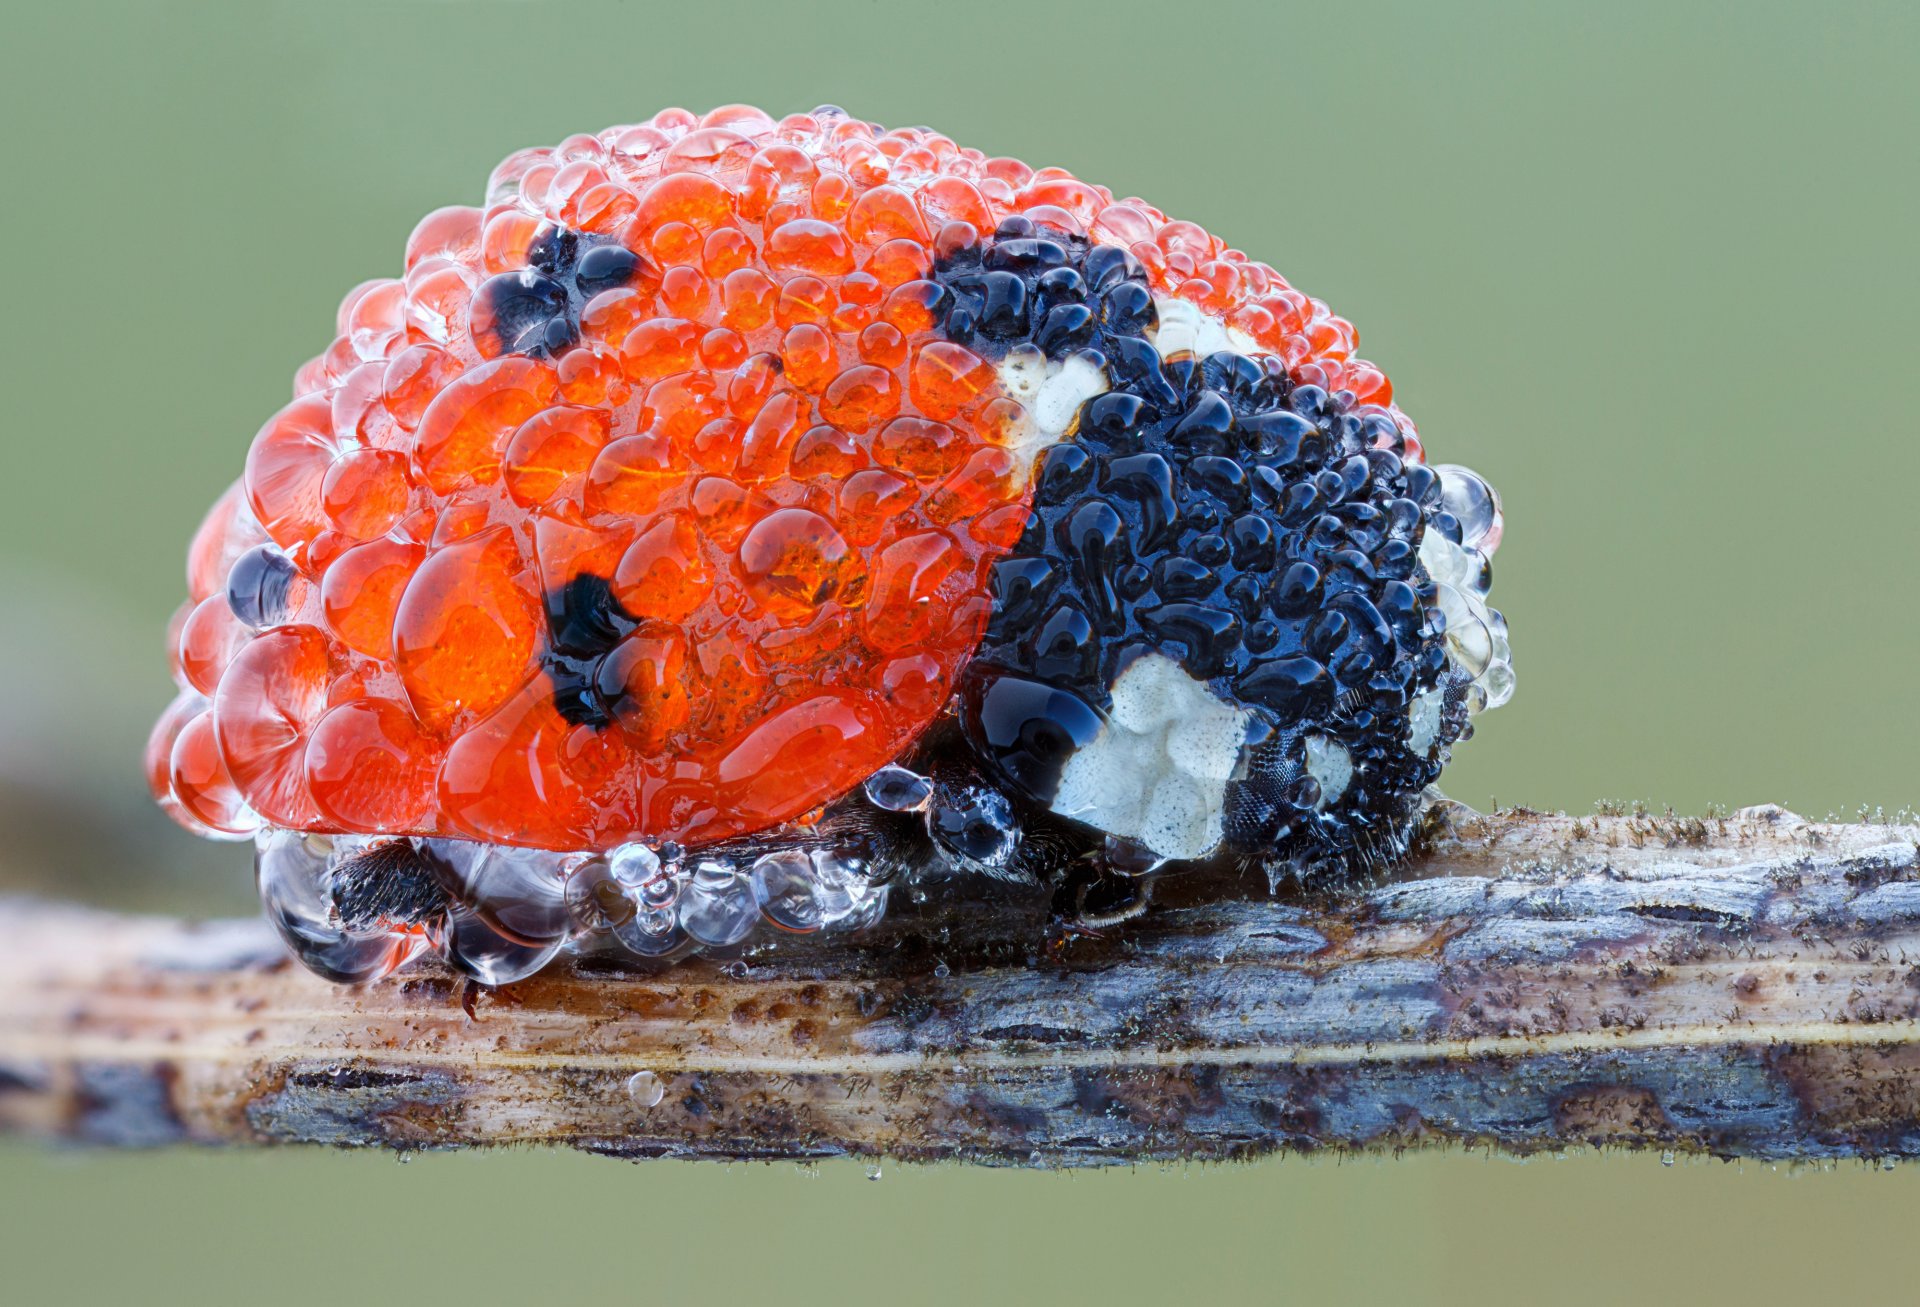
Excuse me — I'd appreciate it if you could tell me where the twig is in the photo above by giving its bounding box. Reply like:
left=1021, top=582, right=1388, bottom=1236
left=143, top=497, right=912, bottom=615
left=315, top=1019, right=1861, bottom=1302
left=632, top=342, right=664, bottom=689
left=6, top=803, right=1920, bottom=1164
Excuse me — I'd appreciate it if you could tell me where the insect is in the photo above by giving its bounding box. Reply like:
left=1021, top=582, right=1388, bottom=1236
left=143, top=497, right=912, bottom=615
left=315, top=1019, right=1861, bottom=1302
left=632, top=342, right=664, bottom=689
left=146, top=104, right=1512, bottom=985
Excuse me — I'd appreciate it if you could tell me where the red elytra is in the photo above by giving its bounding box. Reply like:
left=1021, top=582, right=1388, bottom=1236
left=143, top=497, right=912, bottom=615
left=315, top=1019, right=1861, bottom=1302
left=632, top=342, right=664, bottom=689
left=151, top=105, right=1417, bottom=854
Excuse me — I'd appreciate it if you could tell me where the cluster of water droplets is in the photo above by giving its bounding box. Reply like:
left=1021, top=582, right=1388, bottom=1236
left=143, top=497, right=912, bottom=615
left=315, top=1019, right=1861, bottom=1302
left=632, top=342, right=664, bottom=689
left=254, top=824, right=889, bottom=986
left=1419, top=463, right=1512, bottom=713
left=574, top=840, right=890, bottom=962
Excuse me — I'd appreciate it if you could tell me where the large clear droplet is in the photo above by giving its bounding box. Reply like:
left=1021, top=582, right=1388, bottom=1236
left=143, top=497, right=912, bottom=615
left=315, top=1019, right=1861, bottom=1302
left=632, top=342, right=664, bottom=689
left=255, top=831, right=428, bottom=984
left=445, top=907, right=562, bottom=985
left=608, top=841, right=663, bottom=887
left=1480, top=659, right=1516, bottom=711
left=863, top=765, right=933, bottom=813
left=610, top=905, right=690, bottom=960
left=1435, top=582, right=1494, bottom=678
left=432, top=844, right=572, bottom=945
left=625, top=1070, right=666, bottom=1108
left=750, top=851, right=827, bottom=933
left=1434, top=463, right=1502, bottom=556
left=811, top=851, right=889, bottom=930
left=677, top=861, right=759, bottom=947
left=929, top=784, right=1020, bottom=869
left=564, top=857, right=636, bottom=937
left=1417, top=528, right=1477, bottom=590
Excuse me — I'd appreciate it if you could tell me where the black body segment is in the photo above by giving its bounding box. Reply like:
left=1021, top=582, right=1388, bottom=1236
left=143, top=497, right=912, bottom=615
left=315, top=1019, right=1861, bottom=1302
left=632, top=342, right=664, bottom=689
left=934, top=222, right=1469, bottom=869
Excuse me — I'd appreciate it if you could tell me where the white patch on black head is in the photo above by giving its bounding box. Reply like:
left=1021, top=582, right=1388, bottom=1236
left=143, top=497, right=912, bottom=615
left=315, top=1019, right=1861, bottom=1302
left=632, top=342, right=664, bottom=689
left=1406, top=685, right=1447, bottom=755
left=996, top=348, right=1110, bottom=472
left=998, top=344, right=1048, bottom=404
left=1148, top=295, right=1262, bottom=361
left=1302, top=735, right=1353, bottom=809
left=1049, top=653, right=1252, bottom=861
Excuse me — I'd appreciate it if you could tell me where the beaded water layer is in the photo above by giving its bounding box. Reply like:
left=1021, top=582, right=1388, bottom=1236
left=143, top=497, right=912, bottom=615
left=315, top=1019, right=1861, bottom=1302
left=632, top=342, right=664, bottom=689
left=148, top=105, right=1512, bottom=985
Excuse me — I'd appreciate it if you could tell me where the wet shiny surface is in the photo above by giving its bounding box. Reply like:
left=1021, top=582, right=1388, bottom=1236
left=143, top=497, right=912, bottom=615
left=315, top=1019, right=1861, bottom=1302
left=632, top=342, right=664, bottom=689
left=145, top=101, right=1513, bottom=951
left=5, top=2, right=1919, bottom=1299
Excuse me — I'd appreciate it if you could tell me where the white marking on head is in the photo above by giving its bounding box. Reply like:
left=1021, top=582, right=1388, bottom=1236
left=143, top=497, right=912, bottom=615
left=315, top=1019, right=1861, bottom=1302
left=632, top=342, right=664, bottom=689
left=995, top=349, right=1111, bottom=472
left=1407, top=686, right=1446, bottom=755
left=1303, top=735, right=1352, bottom=809
left=1050, top=654, right=1253, bottom=861
left=1149, top=295, right=1264, bottom=361
left=997, top=344, right=1047, bottom=405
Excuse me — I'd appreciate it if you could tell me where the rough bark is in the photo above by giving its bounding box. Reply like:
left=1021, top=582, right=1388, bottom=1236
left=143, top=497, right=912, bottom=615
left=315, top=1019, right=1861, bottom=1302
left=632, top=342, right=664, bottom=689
left=6, top=803, right=1920, bottom=1164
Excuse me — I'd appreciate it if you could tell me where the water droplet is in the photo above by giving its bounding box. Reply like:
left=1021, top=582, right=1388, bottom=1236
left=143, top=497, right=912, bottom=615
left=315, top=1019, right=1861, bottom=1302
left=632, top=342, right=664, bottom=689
left=226, top=543, right=300, bottom=629
left=564, top=857, right=636, bottom=936
left=625, top=1070, right=666, bottom=1108
left=679, top=859, right=760, bottom=944
left=610, top=904, right=689, bottom=959
left=809, top=851, right=889, bottom=929
left=1660, top=1150, right=1676, bottom=1168
left=678, top=861, right=760, bottom=947
left=255, top=831, right=427, bottom=984
left=427, top=843, right=572, bottom=945
left=1434, top=463, right=1501, bottom=554
left=864, top=765, right=934, bottom=813
left=609, top=841, right=663, bottom=886
left=867, top=1164, right=883, bottom=1181
left=751, top=851, right=827, bottom=933
left=934, top=793, right=1021, bottom=869
left=445, top=907, right=562, bottom=985
left=738, top=507, right=858, bottom=619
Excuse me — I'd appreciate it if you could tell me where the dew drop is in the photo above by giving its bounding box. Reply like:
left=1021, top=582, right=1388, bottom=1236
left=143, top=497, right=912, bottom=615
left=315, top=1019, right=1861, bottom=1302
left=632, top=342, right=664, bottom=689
left=609, top=841, right=664, bottom=887
left=625, top=1070, right=666, bottom=1108
left=751, top=851, right=827, bottom=933
left=610, top=905, right=688, bottom=959
left=445, top=908, right=563, bottom=986
left=864, top=765, right=933, bottom=813
left=678, top=861, right=760, bottom=947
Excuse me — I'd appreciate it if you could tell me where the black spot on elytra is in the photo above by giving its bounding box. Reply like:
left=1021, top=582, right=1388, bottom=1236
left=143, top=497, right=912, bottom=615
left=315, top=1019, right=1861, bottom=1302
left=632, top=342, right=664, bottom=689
left=543, top=573, right=636, bottom=727
left=475, top=269, right=576, bottom=357
left=226, top=543, right=298, bottom=628
left=471, top=225, right=653, bottom=360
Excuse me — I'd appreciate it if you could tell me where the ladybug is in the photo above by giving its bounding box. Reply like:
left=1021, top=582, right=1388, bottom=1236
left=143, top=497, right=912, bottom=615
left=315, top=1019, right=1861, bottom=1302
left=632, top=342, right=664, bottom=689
left=146, top=105, right=1512, bottom=984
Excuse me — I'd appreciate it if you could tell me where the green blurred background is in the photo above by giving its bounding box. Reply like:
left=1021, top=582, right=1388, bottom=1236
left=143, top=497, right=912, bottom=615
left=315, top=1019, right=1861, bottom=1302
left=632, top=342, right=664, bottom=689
left=2, top=1, right=1917, bottom=1302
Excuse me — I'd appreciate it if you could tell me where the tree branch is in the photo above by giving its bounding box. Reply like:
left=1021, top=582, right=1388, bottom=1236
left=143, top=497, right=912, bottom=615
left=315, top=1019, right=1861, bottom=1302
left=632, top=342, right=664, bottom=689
left=6, top=803, right=1920, bottom=1163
